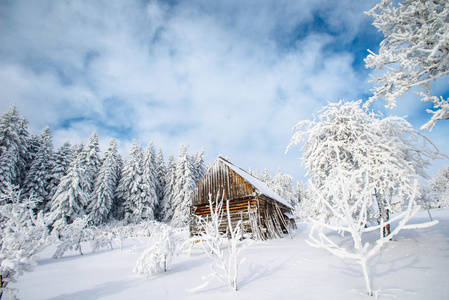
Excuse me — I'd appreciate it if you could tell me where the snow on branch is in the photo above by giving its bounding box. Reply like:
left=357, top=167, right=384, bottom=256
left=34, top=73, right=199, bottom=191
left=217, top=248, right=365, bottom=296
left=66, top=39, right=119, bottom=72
left=0, top=186, right=54, bottom=299
left=364, top=0, right=449, bottom=130
left=307, top=155, right=438, bottom=296
left=134, top=223, right=178, bottom=277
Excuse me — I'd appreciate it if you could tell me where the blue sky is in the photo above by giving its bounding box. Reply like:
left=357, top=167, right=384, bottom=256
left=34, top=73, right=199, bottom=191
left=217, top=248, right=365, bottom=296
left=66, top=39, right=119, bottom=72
left=1, top=0, right=448, bottom=181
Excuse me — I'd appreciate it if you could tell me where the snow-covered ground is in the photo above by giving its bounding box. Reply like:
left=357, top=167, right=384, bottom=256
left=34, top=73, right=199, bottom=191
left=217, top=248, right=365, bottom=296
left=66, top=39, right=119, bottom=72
left=12, top=209, right=449, bottom=299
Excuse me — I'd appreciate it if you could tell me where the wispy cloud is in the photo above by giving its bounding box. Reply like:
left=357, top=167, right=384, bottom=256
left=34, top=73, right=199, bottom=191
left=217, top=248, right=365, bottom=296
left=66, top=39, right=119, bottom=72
left=1, top=0, right=447, bottom=179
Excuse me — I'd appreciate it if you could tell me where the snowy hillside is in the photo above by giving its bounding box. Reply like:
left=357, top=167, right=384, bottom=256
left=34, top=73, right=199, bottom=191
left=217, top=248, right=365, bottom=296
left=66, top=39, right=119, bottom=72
left=11, top=209, right=449, bottom=300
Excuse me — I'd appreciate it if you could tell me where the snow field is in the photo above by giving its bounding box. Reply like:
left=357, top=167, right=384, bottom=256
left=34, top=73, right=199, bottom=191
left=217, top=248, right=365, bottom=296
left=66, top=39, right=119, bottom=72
left=13, top=209, right=449, bottom=300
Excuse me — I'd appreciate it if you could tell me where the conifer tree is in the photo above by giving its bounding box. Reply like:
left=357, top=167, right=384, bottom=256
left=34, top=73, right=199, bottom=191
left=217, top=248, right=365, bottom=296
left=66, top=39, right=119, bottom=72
left=0, top=150, right=17, bottom=196
left=270, top=168, right=295, bottom=205
left=22, top=126, right=54, bottom=211
left=155, top=148, right=166, bottom=221
left=51, top=155, right=90, bottom=225
left=79, top=132, right=101, bottom=193
left=171, top=144, right=196, bottom=228
left=140, top=142, right=158, bottom=221
left=161, top=154, right=176, bottom=223
left=72, top=142, right=84, bottom=158
left=25, top=134, right=42, bottom=180
left=48, top=142, right=74, bottom=202
left=192, top=149, right=206, bottom=185
left=115, top=140, right=147, bottom=223
left=0, top=105, right=29, bottom=192
left=260, top=169, right=272, bottom=186
left=88, top=139, right=121, bottom=225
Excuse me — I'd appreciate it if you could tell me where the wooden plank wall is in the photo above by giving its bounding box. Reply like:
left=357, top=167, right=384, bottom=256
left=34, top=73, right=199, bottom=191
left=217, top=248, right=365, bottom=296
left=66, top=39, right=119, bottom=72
left=190, top=196, right=293, bottom=240
left=190, top=159, right=256, bottom=206
left=191, top=199, right=256, bottom=234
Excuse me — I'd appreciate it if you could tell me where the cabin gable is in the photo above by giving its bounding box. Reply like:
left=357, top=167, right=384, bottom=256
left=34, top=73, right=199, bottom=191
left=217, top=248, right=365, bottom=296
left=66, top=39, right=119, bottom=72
left=190, top=157, right=296, bottom=240
left=190, top=158, right=257, bottom=206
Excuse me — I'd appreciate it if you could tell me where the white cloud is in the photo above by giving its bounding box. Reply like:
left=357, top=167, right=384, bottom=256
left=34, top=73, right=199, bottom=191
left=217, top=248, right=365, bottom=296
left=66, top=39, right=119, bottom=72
left=1, top=0, right=446, bottom=181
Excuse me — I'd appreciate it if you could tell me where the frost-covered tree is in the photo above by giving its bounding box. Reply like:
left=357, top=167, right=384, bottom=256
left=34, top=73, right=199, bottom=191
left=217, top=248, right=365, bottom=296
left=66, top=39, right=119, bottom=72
left=79, top=132, right=101, bottom=192
left=0, top=150, right=17, bottom=198
left=428, top=165, right=449, bottom=207
left=72, top=142, right=84, bottom=158
left=50, top=155, right=90, bottom=225
left=364, top=0, right=449, bottom=131
left=160, top=154, right=176, bottom=223
left=22, top=126, right=54, bottom=212
left=48, top=142, right=74, bottom=202
left=115, top=140, right=150, bottom=223
left=155, top=148, right=166, bottom=221
left=294, top=181, right=308, bottom=206
left=292, top=181, right=310, bottom=220
left=0, top=105, right=29, bottom=192
left=190, top=196, right=250, bottom=292
left=88, top=139, right=121, bottom=225
left=134, top=223, right=178, bottom=277
left=52, top=216, right=92, bottom=258
left=0, top=186, right=53, bottom=299
left=140, top=142, right=158, bottom=221
left=247, top=167, right=260, bottom=180
left=192, top=149, right=206, bottom=185
left=259, top=169, right=272, bottom=186
left=307, top=156, right=437, bottom=296
left=270, top=169, right=295, bottom=206
left=171, top=144, right=196, bottom=228
left=26, top=134, right=41, bottom=170
left=287, top=100, right=441, bottom=236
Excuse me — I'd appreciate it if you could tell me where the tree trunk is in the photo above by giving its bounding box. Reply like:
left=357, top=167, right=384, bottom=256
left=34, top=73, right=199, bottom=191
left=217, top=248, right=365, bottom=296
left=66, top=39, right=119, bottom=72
left=375, top=190, right=390, bottom=237
left=1, top=273, right=7, bottom=300
left=360, top=257, right=372, bottom=296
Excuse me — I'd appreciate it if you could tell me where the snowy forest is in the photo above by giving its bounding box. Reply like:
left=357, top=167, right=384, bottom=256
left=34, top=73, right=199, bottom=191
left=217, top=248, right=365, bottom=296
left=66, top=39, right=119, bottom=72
left=1, top=0, right=449, bottom=298
left=0, top=104, right=305, bottom=298
left=0, top=104, right=301, bottom=227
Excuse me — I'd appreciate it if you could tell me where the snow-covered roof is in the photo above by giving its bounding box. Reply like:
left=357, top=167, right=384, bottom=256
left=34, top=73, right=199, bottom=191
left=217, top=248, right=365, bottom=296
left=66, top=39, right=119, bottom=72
left=220, top=157, right=293, bottom=210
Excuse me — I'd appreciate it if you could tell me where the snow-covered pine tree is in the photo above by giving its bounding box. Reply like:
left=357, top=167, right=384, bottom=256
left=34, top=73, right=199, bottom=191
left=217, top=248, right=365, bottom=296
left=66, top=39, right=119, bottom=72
left=79, top=131, right=101, bottom=193
left=72, top=142, right=84, bottom=158
left=171, top=144, right=196, bottom=228
left=292, top=181, right=310, bottom=220
left=22, top=126, right=54, bottom=212
left=294, top=181, right=308, bottom=206
left=115, top=140, right=146, bottom=223
left=24, top=134, right=42, bottom=187
left=88, top=139, right=121, bottom=225
left=0, top=150, right=18, bottom=198
left=16, top=116, right=30, bottom=187
left=50, top=155, right=90, bottom=226
left=140, top=142, right=158, bottom=221
left=48, top=142, right=74, bottom=203
left=429, top=165, right=449, bottom=208
left=192, top=148, right=206, bottom=185
left=364, top=0, right=449, bottom=130
left=247, top=167, right=260, bottom=180
left=270, top=169, right=295, bottom=206
left=155, top=148, right=166, bottom=221
left=161, top=154, right=176, bottom=223
left=259, top=169, right=272, bottom=186
left=0, top=105, right=29, bottom=193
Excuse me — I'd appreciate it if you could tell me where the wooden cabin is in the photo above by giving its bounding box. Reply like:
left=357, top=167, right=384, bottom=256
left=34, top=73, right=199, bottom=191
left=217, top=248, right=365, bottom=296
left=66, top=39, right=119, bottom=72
left=190, top=156, right=296, bottom=240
